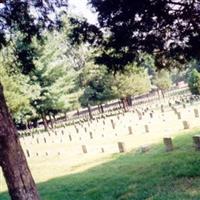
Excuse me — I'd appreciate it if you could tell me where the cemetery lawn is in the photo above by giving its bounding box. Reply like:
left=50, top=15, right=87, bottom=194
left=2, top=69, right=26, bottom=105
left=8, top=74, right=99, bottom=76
left=1, top=129, right=200, bottom=200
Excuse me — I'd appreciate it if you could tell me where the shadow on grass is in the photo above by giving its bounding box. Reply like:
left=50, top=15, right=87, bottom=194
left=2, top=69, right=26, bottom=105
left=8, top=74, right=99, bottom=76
left=1, top=129, right=200, bottom=200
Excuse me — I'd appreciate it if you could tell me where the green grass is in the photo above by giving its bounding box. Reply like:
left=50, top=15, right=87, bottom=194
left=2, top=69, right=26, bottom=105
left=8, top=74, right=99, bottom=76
left=1, top=129, right=200, bottom=200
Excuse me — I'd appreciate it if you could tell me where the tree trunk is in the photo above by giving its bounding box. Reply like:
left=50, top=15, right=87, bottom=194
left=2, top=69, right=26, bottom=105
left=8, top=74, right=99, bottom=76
left=25, top=121, right=29, bottom=130
left=0, top=83, right=40, bottom=200
left=27, top=121, right=31, bottom=129
left=48, top=113, right=54, bottom=129
left=157, top=89, right=160, bottom=100
left=88, top=105, right=93, bottom=120
left=161, top=89, right=165, bottom=98
left=53, top=114, right=56, bottom=125
left=121, top=98, right=128, bottom=112
left=97, top=105, right=101, bottom=113
left=126, top=96, right=132, bottom=107
left=64, top=112, right=68, bottom=121
left=32, top=119, right=38, bottom=128
left=77, top=109, right=80, bottom=118
left=118, top=100, right=122, bottom=109
left=42, top=114, right=48, bottom=131
left=100, top=104, right=104, bottom=113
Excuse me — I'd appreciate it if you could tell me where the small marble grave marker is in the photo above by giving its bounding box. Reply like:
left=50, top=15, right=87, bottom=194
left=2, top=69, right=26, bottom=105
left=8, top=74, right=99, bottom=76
left=89, top=132, right=93, bottom=139
left=118, top=142, right=125, bottom=153
left=82, top=145, right=87, bottom=154
left=194, top=109, right=199, bottom=118
left=183, top=121, right=190, bottom=129
left=69, top=134, right=72, bottom=141
left=128, top=126, right=133, bottom=135
left=193, top=135, right=200, bottom=151
left=163, top=137, right=173, bottom=152
left=144, top=125, right=149, bottom=133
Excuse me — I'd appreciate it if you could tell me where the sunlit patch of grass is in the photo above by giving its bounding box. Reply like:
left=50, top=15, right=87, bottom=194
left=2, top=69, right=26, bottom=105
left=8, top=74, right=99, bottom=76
left=1, top=129, right=200, bottom=200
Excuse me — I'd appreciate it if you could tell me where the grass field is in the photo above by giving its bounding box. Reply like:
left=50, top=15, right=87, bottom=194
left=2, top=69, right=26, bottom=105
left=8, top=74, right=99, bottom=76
left=1, top=129, right=200, bottom=200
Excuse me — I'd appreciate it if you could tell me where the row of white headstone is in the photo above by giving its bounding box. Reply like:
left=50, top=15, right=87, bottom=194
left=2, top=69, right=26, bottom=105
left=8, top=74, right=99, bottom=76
left=20, top=94, right=200, bottom=158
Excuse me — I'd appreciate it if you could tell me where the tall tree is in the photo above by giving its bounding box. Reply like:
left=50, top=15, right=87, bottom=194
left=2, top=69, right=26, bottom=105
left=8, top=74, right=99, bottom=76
left=0, top=49, right=30, bottom=119
left=187, top=60, right=200, bottom=94
left=188, top=69, right=200, bottom=94
left=29, top=27, right=80, bottom=129
left=79, top=62, right=113, bottom=105
left=0, top=1, right=68, bottom=199
left=80, top=61, right=151, bottom=111
left=111, top=64, right=151, bottom=110
left=153, top=69, right=172, bottom=97
left=0, top=43, right=36, bottom=129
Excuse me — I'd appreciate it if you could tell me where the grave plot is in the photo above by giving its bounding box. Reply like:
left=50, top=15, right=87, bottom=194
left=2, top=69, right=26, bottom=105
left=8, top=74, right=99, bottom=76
left=19, top=94, right=200, bottom=161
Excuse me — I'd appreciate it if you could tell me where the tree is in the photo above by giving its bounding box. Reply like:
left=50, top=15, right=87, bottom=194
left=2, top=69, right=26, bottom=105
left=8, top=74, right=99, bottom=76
left=171, top=68, right=188, bottom=86
left=0, top=43, right=36, bottom=130
left=79, top=62, right=114, bottom=116
left=0, top=1, right=67, bottom=199
left=187, top=60, right=200, bottom=95
left=29, top=27, right=80, bottom=129
left=111, top=64, right=151, bottom=110
left=79, top=62, right=113, bottom=105
left=188, top=69, right=200, bottom=95
left=80, top=61, right=151, bottom=112
left=153, top=69, right=172, bottom=97
left=0, top=55, right=29, bottom=117
left=71, top=0, right=200, bottom=71
left=2, top=17, right=85, bottom=130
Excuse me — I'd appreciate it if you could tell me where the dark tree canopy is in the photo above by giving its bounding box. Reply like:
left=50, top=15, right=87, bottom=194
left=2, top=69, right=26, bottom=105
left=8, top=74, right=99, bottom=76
left=71, top=0, right=200, bottom=71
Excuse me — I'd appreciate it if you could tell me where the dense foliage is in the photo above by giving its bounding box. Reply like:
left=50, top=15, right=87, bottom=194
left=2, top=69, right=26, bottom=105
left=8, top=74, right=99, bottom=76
left=0, top=1, right=184, bottom=127
left=153, top=69, right=172, bottom=91
left=71, top=0, right=200, bottom=71
left=1, top=31, right=175, bottom=126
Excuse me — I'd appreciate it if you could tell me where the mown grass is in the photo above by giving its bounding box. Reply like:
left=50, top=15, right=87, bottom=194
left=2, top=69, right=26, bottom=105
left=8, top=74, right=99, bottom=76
left=1, top=129, right=200, bottom=200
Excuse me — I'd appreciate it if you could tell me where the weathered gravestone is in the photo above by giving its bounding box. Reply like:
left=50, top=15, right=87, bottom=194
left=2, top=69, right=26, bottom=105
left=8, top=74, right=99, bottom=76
left=111, top=119, right=115, bottom=129
left=69, top=134, right=72, bottom=141
left=140, top=145, right=150, bottom=153
left=193, top=135, right=200, bottom=151
left=183, top=121, right=190, bottom=129
left=194, top=109, right=199, bottom=118
left=89, top=132, right=93, bottom=139
left=144, top=125, right=149, bottom=133
left=128, top=126, right=133, bottom=135
left=82, top=145, right=87, bottom=154
left=118, top=142, right=126, bottom=153
left=161, top=105, right=164, bottom=113
left=176, top=112, right=181, bottom=119
left=163, top=137, right=173, bottom=152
